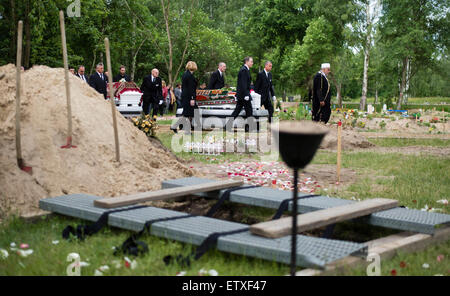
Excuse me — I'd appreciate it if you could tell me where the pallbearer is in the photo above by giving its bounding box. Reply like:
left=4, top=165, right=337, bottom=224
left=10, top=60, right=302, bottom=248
left=208, top=62, right=226, bottom=90
left=255, top=61, right=276, bottom=123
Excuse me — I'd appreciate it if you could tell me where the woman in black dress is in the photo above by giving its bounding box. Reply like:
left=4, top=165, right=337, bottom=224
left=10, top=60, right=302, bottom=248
left=181, top=61, right=198, bottom=118
left=171, top=61, right=198, bottom=133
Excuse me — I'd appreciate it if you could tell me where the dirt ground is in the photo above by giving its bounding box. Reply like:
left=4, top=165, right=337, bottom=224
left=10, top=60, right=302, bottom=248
left=0, top=65, right=194, bottom=219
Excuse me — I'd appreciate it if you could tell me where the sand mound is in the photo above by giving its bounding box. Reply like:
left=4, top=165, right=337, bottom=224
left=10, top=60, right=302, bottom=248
left=0, top=64, right=194, bottom=219
left=320, top=126, right=374, bottom=150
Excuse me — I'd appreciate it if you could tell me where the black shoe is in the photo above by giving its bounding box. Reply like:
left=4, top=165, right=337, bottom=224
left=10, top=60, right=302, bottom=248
left=170, top=127, right=178, bottom=134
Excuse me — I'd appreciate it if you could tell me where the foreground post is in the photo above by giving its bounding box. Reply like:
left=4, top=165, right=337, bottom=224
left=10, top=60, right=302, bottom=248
left=105, top=37, right=120, bottom=162
left=271, top=121, right=328, bottom=276
left=15, top=21, right=32, bottom=174
left=337, top=121, right=342, bottom=183
left=291, top=169, right=299, bottom=275
left=59, top=10, right=76, bottom=149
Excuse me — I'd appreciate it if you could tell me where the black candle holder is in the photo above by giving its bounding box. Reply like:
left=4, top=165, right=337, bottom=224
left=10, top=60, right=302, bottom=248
left=271, top=121, right=328, bottom=276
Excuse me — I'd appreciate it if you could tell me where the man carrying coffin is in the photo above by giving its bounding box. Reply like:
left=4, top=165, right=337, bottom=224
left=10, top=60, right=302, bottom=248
left=208, top=62, right=226, bottom=89
left=254, top=61, right=276, bottom=123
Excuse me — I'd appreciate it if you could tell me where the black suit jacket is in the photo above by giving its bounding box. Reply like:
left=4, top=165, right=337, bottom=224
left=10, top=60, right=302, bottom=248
left=76, top=73, right=89, bottom=83
left=140, top=75, right=163, bottom=102
left=181, top=71, right=197, bottom=102
left=313, top=72, right=331, bottom=103
left=236, top=65, right=252, bottom=100
left=207, top=70, right=225, bottom=89
left=89, top=72, right=108, bottom=99
left=114, top=74, right=131, bottom=82
left=254, top=70, right=275, bottom=102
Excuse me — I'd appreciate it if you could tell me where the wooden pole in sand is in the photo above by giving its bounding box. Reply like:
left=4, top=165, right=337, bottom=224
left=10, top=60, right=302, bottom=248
left=15, top=21, right=24, bottom=168
left=337, top=121, right=342, bottom=183
left=105, top=37, right=120, bottom=162
left=59, top=10, right=76, bottom=149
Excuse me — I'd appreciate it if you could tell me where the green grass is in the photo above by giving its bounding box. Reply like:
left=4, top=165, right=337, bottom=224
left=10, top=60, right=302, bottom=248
left=337, top=97, right=450, bottom=105
left=339, top=241, right=450, bottom=276
left=0, top=215, right=288, bottom=276
left=369, top=138, right=450, bottom=148
left=0, top=134, right=448, bottom=276
left=312, top=151, right=450, bottom=214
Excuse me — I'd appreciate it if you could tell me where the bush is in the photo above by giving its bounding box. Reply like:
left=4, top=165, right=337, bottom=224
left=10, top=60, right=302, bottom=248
left=379, top=120, right=386, bottom=129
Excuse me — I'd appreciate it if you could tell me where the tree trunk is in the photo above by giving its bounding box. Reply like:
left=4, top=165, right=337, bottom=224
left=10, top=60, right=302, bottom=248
left=90, top=51, right=96, bottom=76
left=404, top=58, right=411, bottom=105
left=161, top=0, right=173, bottom=85
left=360, top=0, right=371, bottom=111
left=23, top=0, right=31, bottom=68
left=397, top=57, right=408, bottom=110
left=131, top=16, right=136, bottom=81
left=374, top=87, right=378, bottom=104
left=337, top=83, right=342, bottom=108
left=10, top=0, right=17, bottom=62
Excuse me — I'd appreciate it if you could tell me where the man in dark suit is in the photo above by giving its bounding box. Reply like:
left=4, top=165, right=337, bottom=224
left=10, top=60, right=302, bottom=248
left=89, top=63, right=108, bottom=99
left=140, top=68, right=163, bottom=116
left=75, top=65, right=89, bottom=83
left=312, top=63, right=331, bottom=123
left=226, top=57, right=254, bottom=131
left=254, top=61, right=276, bottom=123
left=113, top=65, right=131, bottom=82
left=208, top=62, right=226, bottom=89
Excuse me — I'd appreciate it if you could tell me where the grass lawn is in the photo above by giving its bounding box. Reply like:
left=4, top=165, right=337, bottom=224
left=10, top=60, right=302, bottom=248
left=0, top=132, right=448, bottom=276
left=368, top=138, right=450, bottom=148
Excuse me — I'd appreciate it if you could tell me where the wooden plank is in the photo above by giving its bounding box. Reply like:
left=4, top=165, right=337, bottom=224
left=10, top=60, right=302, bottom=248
left=94, top=179, right=243, bottom=209
left=250, top=198, right=399, bottom=238
left=294, top=226, right=450, bottom=276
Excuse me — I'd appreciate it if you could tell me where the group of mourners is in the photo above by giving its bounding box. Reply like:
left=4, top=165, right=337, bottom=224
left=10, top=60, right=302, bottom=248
left=73, top=57, right=333, bottom=130
left=71, top=63, right=181, bottom=116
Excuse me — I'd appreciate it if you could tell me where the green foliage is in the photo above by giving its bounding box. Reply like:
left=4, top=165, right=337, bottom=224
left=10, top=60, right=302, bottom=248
left=0, top=0, right=448, bottom=100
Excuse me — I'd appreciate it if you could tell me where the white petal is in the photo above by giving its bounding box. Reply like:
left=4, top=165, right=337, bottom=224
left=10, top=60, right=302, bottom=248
left=0, top=249, right=8, bottom=259
left=208, top=269, right=219, bottom=276
left=99, top=265, right=110, bottom=272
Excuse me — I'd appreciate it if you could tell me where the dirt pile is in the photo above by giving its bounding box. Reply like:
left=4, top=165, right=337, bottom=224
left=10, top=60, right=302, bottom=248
left=0, top=64, right=194, bottom=218
left=320, top=126, right=374, bottom=150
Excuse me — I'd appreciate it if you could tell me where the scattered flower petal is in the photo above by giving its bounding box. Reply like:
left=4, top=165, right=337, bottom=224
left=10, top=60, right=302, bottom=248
left=52, top=240, right=60, bottom=245
left=399, top=261, right=407, bottom=268
left=437, top=255, right=444, bottom=262
left=112, top=260, right=122, bottom=269
left=422, top=263, right=430, bottom=269
left=208, top=269, right=219, bottom=276
left=17, top=249, right=33, bottom=257
left=198, top=268, right=207, bottom=276
left=20, top=243, right=29, bottom=249
left=390, top=269, right=397, bottom=276
left=0, top=249, right=9, bottom=259
left=94, top=270, right=103, bottom=276
left=99, top=265, right=110, bottom=272
left=176, top=271, right=186, bottom=276
left=436, top=199, right=448, bottom=205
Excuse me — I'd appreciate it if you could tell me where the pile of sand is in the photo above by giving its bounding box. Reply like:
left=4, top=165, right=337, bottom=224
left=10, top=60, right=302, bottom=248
left=320, top=126, right=374, bottom=150
left=0, top=64, right=194, bottom=219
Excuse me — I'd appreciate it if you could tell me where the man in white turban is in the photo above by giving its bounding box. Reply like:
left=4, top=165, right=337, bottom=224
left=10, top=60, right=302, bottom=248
left=312, top=63, right=332, bottom=123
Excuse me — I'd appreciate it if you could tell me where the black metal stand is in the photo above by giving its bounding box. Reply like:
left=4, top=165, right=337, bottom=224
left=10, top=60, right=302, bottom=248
left=291, top=169, right=299, bottom=276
